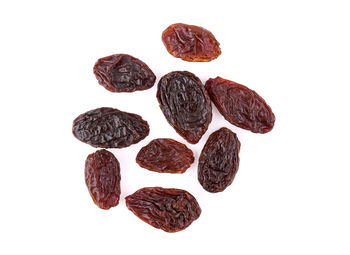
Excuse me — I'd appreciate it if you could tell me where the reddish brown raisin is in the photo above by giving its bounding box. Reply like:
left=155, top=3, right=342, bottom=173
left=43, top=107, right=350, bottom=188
left=205, top=77, right=275, bottom=133
left=162, top=23, right=221, bottom=62
left=85, top=149, right=121, bottom=209
left=157, top=71, right=212, bottom=144
left=93, top=54, right=156, bottom=92
left=198, top=127, right=240, bottom=193
left=125, top=187, right=201, bottom=232
left=136, top=138, right=194, bottom=173
left=72, top=107, right=149, bottom=148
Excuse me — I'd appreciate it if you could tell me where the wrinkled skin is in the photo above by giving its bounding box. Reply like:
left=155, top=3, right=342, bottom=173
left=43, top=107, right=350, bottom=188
left=125, top=187, right=201, bottom=232
left=72, top=107, right=149, bottom=148
left=136, top=138, right=194, bottom=173
left=93, top=54, right=156, bottom=92
left=157, top=71, right=212, bottom=144
left=162, top=23, right=221, bottom=62
left=85, top=150, right=121, bottom=209
left=198, top=127, right=240, bottom=193
left=205, top=77, right=275, bottom=133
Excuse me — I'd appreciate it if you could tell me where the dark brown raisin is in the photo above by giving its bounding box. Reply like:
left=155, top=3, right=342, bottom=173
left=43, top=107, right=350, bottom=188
left=72, top=107, right=149, bottom=148
left=136, top=138, right=194, bottom=173
left=162, top=23, right=221, bottom=62
left=125, top=187, right=201, bottom=232
left=93, top=54, right=156, bottom=92
left=85, top=149, right=121, bottom=209
left=198, top=127, right=240, bottom=193
left=205, top=77, right=275, bottom=133
left=157, top=71, right=212, bottom=144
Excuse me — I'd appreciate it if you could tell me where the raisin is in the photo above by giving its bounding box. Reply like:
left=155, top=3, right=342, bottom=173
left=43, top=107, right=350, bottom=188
left=72, top=107, right=149, bottom=148
left=125, top=187, right=201, bottom=232
left=85, top=149, right=121, bottom=209
left=136, top=138, right=194, bottom=174
left=198, top=127, right=240, bottom=193
left=157, top=71, right=212, bottom=144
left=93, top=54, right=156, bottom=92
left=162, top=23, right=221, bottom=62
left=205, top=77, right=275, bottom=133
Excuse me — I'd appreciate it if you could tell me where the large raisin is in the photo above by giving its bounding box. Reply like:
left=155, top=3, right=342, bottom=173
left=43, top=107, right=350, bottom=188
left=198, top=127, right=240, bottom=193
left=125, top=187, right=201, bottom=232
left=85, top=149, right=121, bottom=209
left=136, top=138, right=194, bottom=173
left=157, top=71, right=212, bottom=144
left=72, top=107, right=149, bottom=148
left=93, top=54, right=156, bottom=92
left=162, top=23, right=221, bottom=62
left=205, top=77, right=275, bottom=133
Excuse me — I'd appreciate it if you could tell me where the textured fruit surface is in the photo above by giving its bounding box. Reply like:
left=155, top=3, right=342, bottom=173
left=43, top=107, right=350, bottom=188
left=205, top=77, right=275, bottom=133
left=85, top=149, right=121, bottom=209
left=198, top=127, right=240, bottom=193
left=162, top=23, right=221, bottom=62
left=136, top=138, right=194, bottom=173
left=125, top=187, right=201, bottom=232
left=72, top=107, right=149, bottom=148
left=157, top=71, right=212, bottom=144
left=93, top=54, right=156, bottom=92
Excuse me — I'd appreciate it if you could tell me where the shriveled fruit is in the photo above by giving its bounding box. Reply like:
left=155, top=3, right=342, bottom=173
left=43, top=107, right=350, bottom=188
left=198, top=127, right=240, bottom=193
left=93, top=54, right=156, bottom=92
left=125, top=187, right=201, bottom=232
left=72, top=107, right=149, bottom=148
left=157, top=71, right=212, bottom=144
left=85, top=149, right=121, bottom=209
left=205, top=77, right=275, bottom=133
left=162, top=23, right=221, bottom=62
left=136, top=138, right=194, bottom=173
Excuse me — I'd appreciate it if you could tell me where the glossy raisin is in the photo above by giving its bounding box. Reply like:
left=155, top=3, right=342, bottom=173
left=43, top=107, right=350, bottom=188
left=198, top=127, right=240, bottom=193
left=162, top=23, right=221, bottom=62
left=93, top=54, right=156, bottom=92
left=125, top=187, right=201, bottom=232
left=157, top=71, right=212, bottom=144
left=136, top=138, right=194, bottom=173
left=85, top=150, right=121, bottom=209
left=72, top=107, right=149, bottom=148
left=205, top=77, right=275, bottom=133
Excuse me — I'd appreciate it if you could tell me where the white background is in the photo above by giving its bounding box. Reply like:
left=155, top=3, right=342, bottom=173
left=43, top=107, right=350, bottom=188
left=1, top=0, right=349, bottom=254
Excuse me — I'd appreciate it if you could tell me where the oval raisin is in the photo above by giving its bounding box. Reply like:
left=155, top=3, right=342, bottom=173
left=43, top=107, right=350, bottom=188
left=85, top=149, right=121, bottom=209
left=198, top=127, right=240, bottom=193
left=162, top=23, right=221, bottom=62
left=136, top=138, right=194, bottom=173
left=125, top=187, right=201, bottom=232
left=157, top=71, right=212, bottom=144
left=72, top=107, right=149, bottom=148
left=93, top=54, right=156, bottom=92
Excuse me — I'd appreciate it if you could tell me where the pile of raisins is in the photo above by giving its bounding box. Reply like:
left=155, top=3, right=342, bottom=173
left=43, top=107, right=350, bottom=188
left=72, top=23, right=275, bottom=233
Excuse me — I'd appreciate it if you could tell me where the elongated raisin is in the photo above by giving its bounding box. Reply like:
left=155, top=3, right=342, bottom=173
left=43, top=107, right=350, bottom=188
left=85, top=150, right=121, bottom=209
left=162, top=23, right=221, bottom=62
left=205, top=77, right=275, bottom=133
left=93, top=54, right=156, bottom=92
left=125, top=187, right=201, bottom=232
left=72, top=107, right=149, bottom=148
left=198, top=127, right=240, bottom=193
left=136, top=138, right=194, bottom=173
left=157, top=71, right=212, bottom=144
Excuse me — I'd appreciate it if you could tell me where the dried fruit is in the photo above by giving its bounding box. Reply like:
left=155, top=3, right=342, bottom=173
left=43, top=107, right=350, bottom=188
left=85, top=149, right=121, bottom=209
left=136, top=138, right=194, bottom=173
left=205, top=77, right=275, bottom=133
left=125, top=187, right=201, bottom=232
left=72, top=107, right=149, bottom=148
left=162, top=23, right=221, bottom=62
left=157, top=71, right=212, bottom=144
left=198, top=127, right=240, bottom=193
left=93, top=54, right=156, bottom=92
